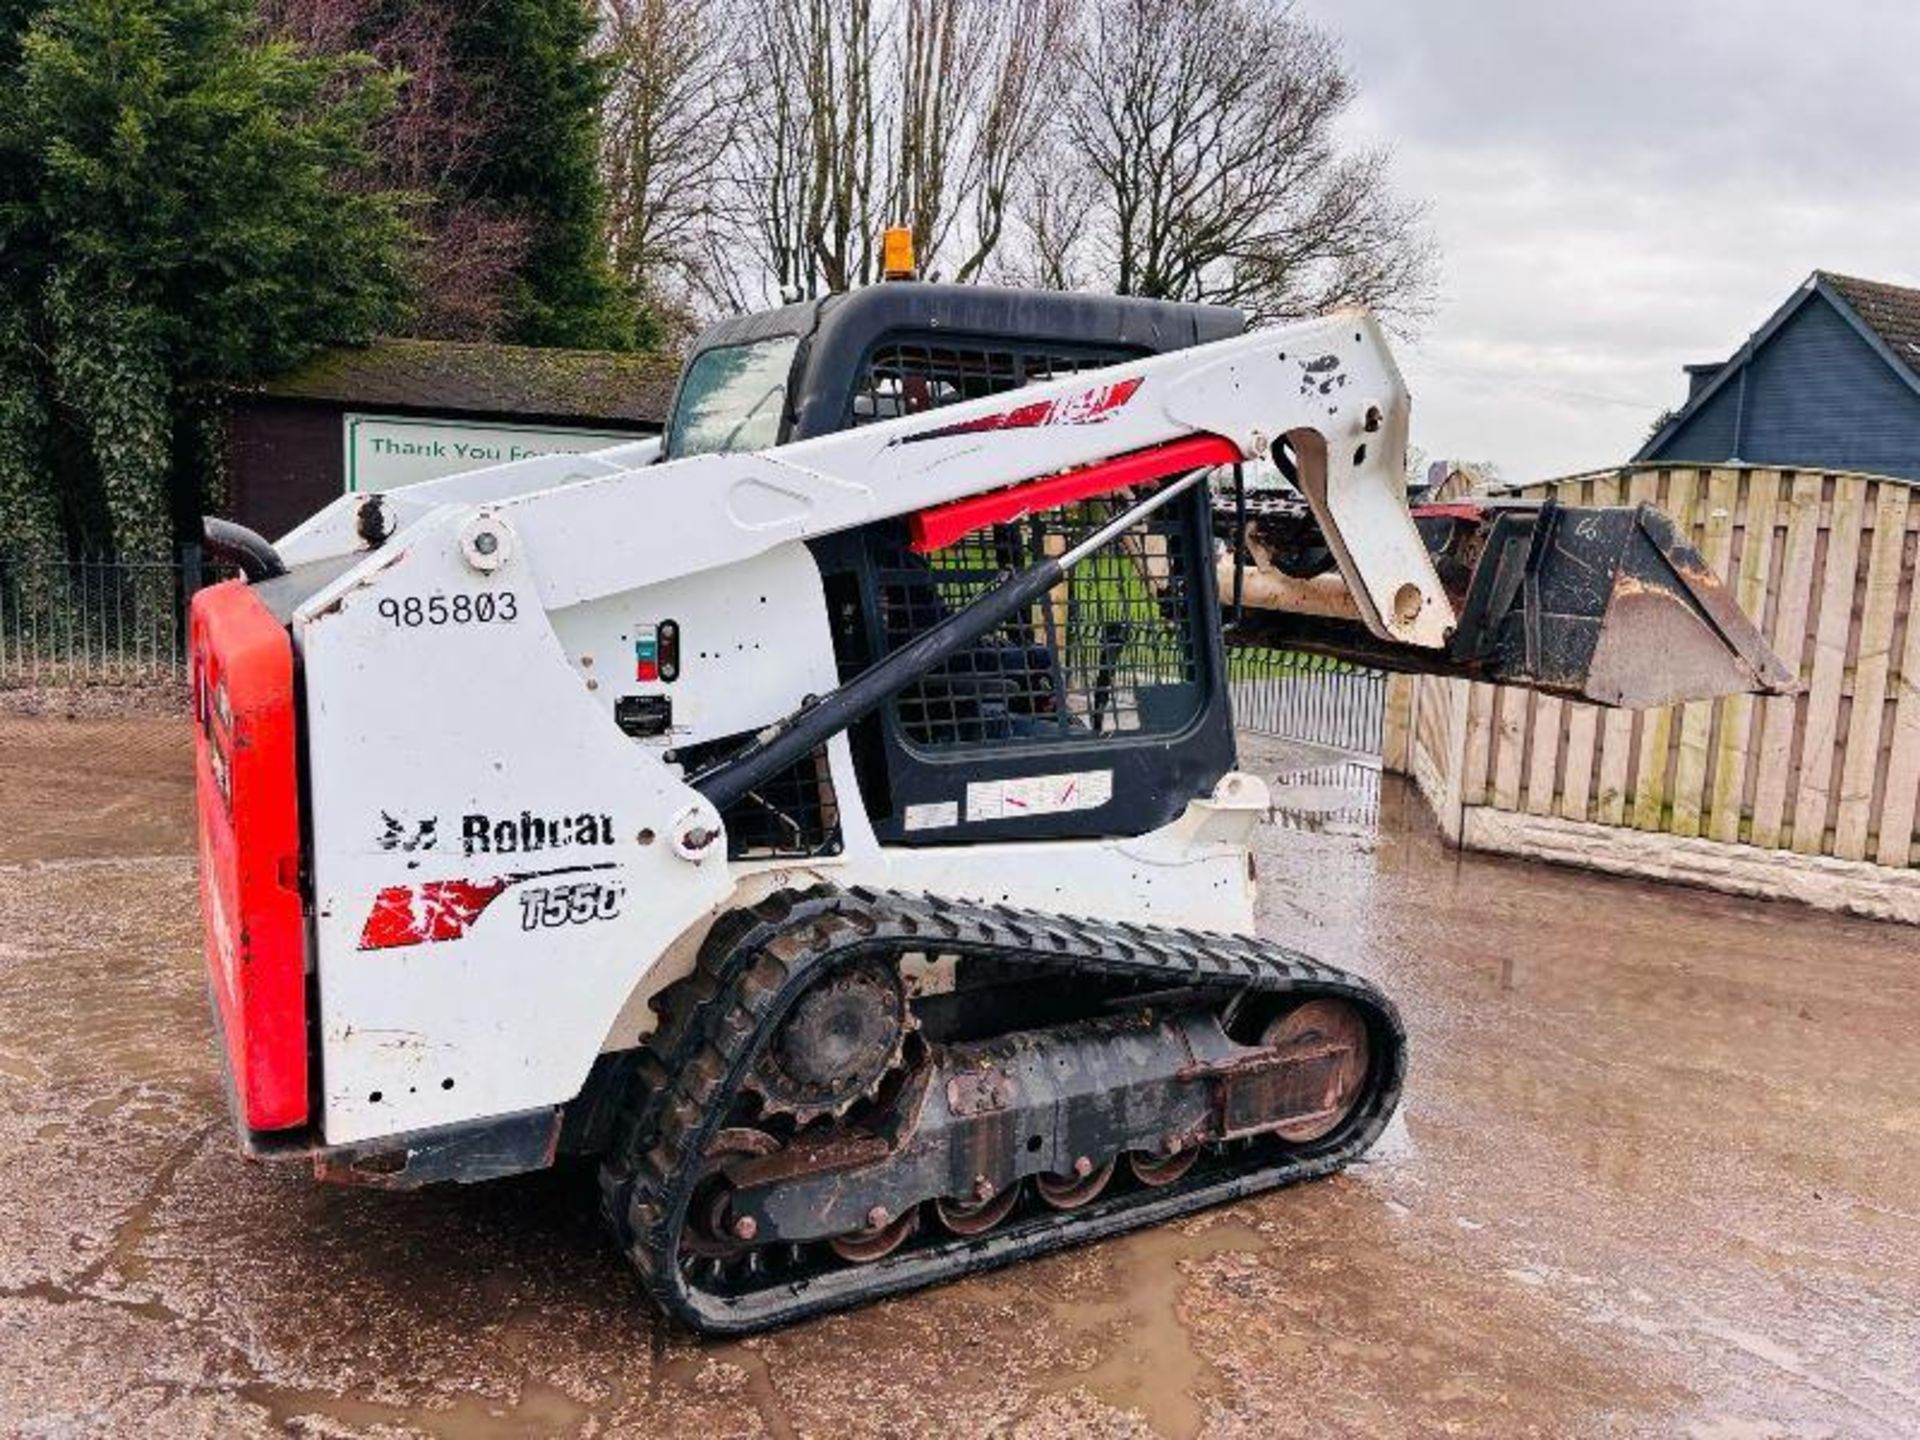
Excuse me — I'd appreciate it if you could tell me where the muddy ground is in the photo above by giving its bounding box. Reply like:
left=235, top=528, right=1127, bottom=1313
left=1, top=715, right=1916, bottom=1438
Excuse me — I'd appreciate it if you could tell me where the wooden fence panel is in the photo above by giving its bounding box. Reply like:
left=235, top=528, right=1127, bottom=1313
left=1492, top=686, right=1526, bottom=812
left=1792, top=478, right=1865, bottom=854
left=1876, top=531, right=1920, bottom=866
left=1463, top=683, right=1496, bottom=808
left=1750, top=474, right=1823, bottom=849
left=1834, top=484, right=1909, bottom=859
left=1707, top=470, right=1781, bottom=843
left=1525, top=693, right=1560, bottom=817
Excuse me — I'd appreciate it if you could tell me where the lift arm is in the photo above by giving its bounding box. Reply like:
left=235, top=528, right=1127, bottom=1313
left=273, top=310, right=1454, bottom=649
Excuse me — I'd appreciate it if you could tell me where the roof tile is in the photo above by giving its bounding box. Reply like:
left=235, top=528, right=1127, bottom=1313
left=1822, top=272, right=1920, bottom=382
left=250, top=338, right=679, bottom=426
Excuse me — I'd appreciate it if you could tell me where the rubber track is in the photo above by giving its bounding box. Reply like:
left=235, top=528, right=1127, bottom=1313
left=600, top=885, right=1406, bottom=1334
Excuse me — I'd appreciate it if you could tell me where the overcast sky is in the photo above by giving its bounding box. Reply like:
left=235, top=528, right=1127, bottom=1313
left=1295, top=0, right=1920, bottom=482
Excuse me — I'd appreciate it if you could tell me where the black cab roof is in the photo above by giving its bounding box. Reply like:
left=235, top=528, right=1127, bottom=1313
left=675, top=284, right=1245, bottom=445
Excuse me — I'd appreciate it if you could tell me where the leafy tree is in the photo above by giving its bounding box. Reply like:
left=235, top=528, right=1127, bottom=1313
left=266, top=0, right=641, bottom=348
left=0, top=1, right=62, bottom=557
left=0, top=0, right=409, bottom=556
left=264, top=0, right=534, bottom=343
left=449, top=0, right=636, bottom=349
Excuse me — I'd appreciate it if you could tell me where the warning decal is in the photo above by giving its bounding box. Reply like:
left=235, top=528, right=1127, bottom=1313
left=903, top=800, right=961, bottom=832
left=966, top=769, right=1113, bottom=823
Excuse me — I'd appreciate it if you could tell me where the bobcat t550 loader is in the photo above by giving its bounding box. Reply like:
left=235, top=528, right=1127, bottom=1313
left=191, top=277, right=1790, bottom=1332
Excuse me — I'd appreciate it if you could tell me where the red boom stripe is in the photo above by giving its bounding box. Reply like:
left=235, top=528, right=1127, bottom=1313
left=908, top=434, right=1243, bottom=553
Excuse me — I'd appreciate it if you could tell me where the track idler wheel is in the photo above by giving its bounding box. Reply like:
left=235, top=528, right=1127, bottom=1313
left=934, top=1181, right=1021, bottom=1237
left=1127, top=1146, right=1199, bottom=1188
left=1035, top=1156, right=1116, bottom=1210
left=680, top=1128, right=780, bottom=1262
left=1260, top=998, right=1371, bottom=1144
left=828, top=1206, right=920, bottom=1263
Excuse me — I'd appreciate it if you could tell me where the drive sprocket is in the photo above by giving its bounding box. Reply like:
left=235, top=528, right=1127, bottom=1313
left=745, top=959, right=910, bottom=1126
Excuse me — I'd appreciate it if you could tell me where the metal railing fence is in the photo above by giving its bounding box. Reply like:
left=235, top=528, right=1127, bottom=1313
left=1228, top=649, right=1385, bottom=755
left=0, top=549, right=201, bottom=686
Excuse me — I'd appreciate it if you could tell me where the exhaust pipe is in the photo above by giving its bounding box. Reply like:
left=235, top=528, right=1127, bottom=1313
left=203, top=517, right=288, bottom=583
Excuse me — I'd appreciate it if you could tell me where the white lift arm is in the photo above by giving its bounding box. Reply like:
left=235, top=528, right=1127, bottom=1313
left=279, top=310, right=1452, bottom=650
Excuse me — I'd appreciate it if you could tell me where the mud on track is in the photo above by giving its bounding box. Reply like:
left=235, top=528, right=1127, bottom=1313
left=2, top=717, right=1916, bottom=1437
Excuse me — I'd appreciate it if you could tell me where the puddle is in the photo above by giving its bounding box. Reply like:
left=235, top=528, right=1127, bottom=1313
left=242, top=1380, right=593, bottom=1438
left=1027, top=1217, right=1269, bottom=1438
left=656, top=1341, right=796, bottom=1440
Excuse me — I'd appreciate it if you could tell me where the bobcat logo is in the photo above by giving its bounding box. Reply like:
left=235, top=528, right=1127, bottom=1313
left=377, top=812, right=438, bottom=853
left=1297, top=353, right=1348, bottom=398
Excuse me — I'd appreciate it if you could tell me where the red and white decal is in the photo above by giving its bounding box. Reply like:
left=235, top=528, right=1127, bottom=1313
left=359, top=878, right=512, bottom=950
left=356, top=863, right=619, bottom=951
left=892, top=376, right=1143, bottom=446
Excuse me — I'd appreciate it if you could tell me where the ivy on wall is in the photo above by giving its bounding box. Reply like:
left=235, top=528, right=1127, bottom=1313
left=0, top=310, right=61, bottom=559
left=45, top=275, right=176, bottom=563
left=0, top=0, right=410, bottom=560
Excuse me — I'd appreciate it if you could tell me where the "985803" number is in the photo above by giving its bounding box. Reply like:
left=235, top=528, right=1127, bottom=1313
left=377, top=592, right=519, bottom=628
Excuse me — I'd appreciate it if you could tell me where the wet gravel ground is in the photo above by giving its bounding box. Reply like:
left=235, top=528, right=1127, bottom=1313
left=2, top=716, right=1916, bottom=1438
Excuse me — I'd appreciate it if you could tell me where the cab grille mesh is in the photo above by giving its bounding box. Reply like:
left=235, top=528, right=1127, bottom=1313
left=871, top=490, right=1205, bottom=750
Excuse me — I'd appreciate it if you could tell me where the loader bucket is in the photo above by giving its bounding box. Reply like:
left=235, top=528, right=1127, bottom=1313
left=1221, top=496, right=1798, bottom=708
left=1444, top=500, right=1797, bottom=708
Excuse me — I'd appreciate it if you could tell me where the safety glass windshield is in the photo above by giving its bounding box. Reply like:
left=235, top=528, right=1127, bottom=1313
left=666, top=335, right=800, bottom=459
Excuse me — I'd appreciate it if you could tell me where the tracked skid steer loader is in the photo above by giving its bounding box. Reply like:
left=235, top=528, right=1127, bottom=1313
left=190, top=272, right=1791, bottom=1333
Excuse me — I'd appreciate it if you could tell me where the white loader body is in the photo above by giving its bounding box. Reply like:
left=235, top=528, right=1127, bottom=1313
left=259, top=312, right=1439, bottom=1147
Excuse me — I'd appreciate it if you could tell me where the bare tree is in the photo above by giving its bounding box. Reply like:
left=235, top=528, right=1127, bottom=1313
left=890, top=0, right=972, bottom=272
left=944, top=0, right=1077, bottom=283
left=1033, top=0, right=1433, bottom=322
left=1005, top=129, right=1101, bottom=291
left=598, top=0, right=742, bottom=337
left=888, top=0, right=1070, bottom=281
left=701, top=0, right=1075, bottom=305
left=728, top=0, right=886, bottom=302
left=594, top=0, right=1429, bottom=327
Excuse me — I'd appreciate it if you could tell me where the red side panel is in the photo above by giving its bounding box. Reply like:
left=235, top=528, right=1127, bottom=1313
left=908, top=434, right=1243, bottom=553
left=191, top=580, right=308, bottom=1131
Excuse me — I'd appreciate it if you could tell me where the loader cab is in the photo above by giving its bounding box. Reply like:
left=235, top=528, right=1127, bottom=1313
left=665, top=284, right=1250, bottom=851
left=665, top=284, right=1243, bottom=456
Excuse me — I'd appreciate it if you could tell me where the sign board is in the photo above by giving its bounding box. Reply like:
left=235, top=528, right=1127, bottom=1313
left=344, top=413, right=644, bottom=492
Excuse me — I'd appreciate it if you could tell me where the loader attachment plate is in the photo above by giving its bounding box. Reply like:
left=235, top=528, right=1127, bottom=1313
left=1223, top=496, right=1797, bottom=708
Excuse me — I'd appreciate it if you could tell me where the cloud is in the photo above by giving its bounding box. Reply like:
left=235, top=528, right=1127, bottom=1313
left=1299, top=0, right=1920, bottom=480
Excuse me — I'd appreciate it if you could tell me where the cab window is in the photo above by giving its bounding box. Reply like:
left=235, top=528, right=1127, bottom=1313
left=666, top=335, right=800, bottom=459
